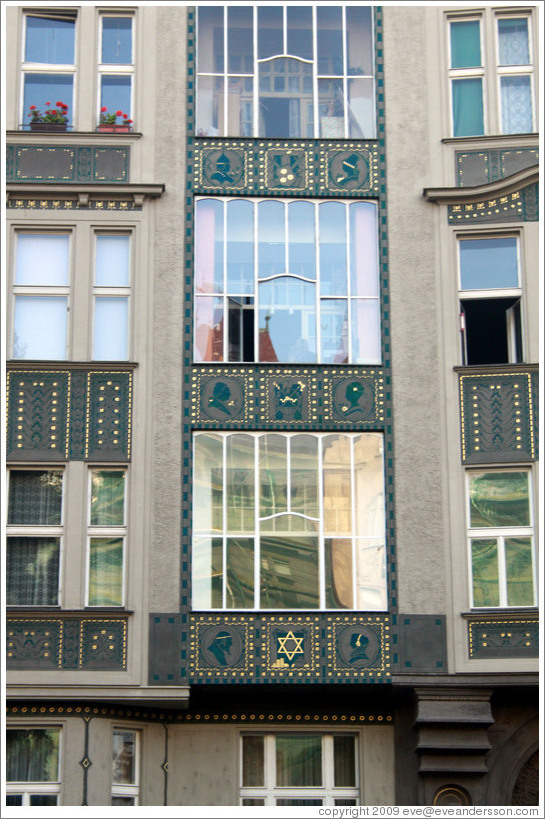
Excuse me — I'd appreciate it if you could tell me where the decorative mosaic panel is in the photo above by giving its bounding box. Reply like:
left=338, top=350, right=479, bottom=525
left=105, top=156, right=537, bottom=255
left=7, top=197, right=140, bottom=211
left=6, top=617, right=128, bottom=670
left=467, top=616, right=538, bottom=659
left=6, top=368, right=133, bottom=461
left=448, top=183, right=538, bottom=223
left=459, top=370, right=537, bottom=463
left=191, top=366, right=385, bottom=429
left=456, top=148, right=538, bottom=187
left=6, top=144, right=129, bottom=182
left=193, top=138, right=379, bottom=198
left=187, top=613, right=390, bottom=683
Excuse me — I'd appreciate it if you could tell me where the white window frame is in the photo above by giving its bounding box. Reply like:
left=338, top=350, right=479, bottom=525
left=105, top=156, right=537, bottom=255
left=11, top=230, right=72, bottom=361
left=20, top=10, right=77, bottom=129
left=5, top=725, right=62, bottom=806
left=111, top=727, right=140, bottom=805
left=494, top=12, right=535, bottom=135
left=85, top=467, right=127, bottom=608
left=194, top=197, right=381, bottom=365
left=97, top=11, right=135, bottom=127
left=192, top=431, right=387, bottom=612
left=466, top=469, right=537, bottom=609
left=92, top=230, right=132, bottom=361
left=6, top=468, right=65, bottom=608
left=196, top=5, right=376, bottom=139
left=448, top=14, right=487, bottom=137
left=240, top=732, right=360, bottom=806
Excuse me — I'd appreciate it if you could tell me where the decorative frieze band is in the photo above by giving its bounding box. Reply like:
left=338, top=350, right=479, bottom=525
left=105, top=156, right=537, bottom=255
left=6, top=144, right=129, bottom=183
left=466, top=614, right=538, bottom=659
left=455, top=147, right=539, bottom=188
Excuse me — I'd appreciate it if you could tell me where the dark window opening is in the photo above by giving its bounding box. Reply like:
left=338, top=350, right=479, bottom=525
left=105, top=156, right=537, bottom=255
left=228, top=297, right=255, bottom=362
left=461, top=297, right=522, bottom=365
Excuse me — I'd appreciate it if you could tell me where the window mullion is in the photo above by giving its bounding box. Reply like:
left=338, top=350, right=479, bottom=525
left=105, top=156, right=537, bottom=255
left=223, top=199, right=228, bottom=360
left=254, top=435, right=260, bottom=609
left=253, top=7, right=258, bottom=136
left=497, top=535, right=508, bottom=607
left=315, top=202, right=321, bottom=363
left=346, top=204, right=352, bottom=363
left=350, top=436, right=357, bottom=609
left=222, top=435, right=228, bottom=609
left=318, top=434, right=325, bottom=609
left=254, top=201, right=259, bottom=362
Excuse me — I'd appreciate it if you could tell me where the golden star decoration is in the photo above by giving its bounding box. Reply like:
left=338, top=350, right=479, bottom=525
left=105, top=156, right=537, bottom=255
left=277, top=630, right=304, bottom=662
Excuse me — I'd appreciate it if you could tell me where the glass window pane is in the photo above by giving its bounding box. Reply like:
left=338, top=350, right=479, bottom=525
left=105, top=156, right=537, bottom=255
left=197, top=75, right=223, bottom=136
left=318, top=78, right=345, bottom=137
left=460, top=238, right=519, bottom=290
left=259, top=434, right=288, bottom=518
left=452, top=78, right=484, bottom=137
left=350, top=203, right=378, bottom=296
left=321, top=299, right=348, bottom=365
left=498, top=18, right=530, bottom=66
left=242, top=799, right=265, bottom=806
left=112, top=730, right=136, bottom=784
left=325, top=538, right=353, bottom=608
left=261, top=536, right=319, bottom=608
left=228, top=76, right=253, bottom=137
left=8, top=470, right=63, bottom=525
left=352, top=299, right=381, bottom=364
left=354, top=434, right=385, bottom=537
left=194, top=435, right=223, bottom=532
left=258, top=6, right=283, bottom=59
left=505, top=537, right=534, bottom=606
left=5, top=796, right=23, bottom=806
left=112, top=797, right=135, bottom=805
left=258, top=279, right=316, bottom=363
left=25, top=16, right=75, bottom=64
left=88, top=538, right=123, bottom=606
left=450, top=20, right=481, bottom=68
left=196, top=200, right=224, bottom=294
left=195, top=296, right=224, bottom=361
left=347, top=6, right=373, bottom=76
left=471, top=538, right=500, bottom=607
left=16, top=234, right=69, bottom=285
left=226, top=538, right=254, bottom=608
left=501, top=76, right=533, bottom=134
left=290, top=435, right=318, bottom=518
left=356, top=538, right=387, bottom=610
left=334, top=735, right=356, bottom=787
left=6, top=729, right=60, bottom=782
left=198, top=5, right=224, bottom=73
left=242, top=735, right=264, bottom=787
left=91, top=471, right=125, bottom=526
left=469, top=472, right=530, bottom=528
left=96, top=236, right=130, bottom=286
left=100, top=75, right=132, bottom=118
left=228, top=6, right=253, bottom=72
left=259, top=58, right=310, bottom=138
left=228, top=296, right=255, bottom=363
left=258, top=200, right=285, bottom=278
left=288, top=201, right=316, bottom=280
left=317, top=6, right=343, bottom=75
left=323, top=435, right=352, bottom=534
left=319, top=202, right=347, bottom=296
left=102, top=17, right=132, bottom=64
left=347, top=77, right=375, bottom=138
left=23, top=74, right=73, bottom=126
left=13, top=296, right=67, bottom=359
left=30, top=795, right=58, bottom=806
left=7, top=538, right=60, bottom=606
left=93, top=297, right=128, bottom=360
left=192, top=536, right=223, bottom=608
left=227, top=434, right=255, bottom=531
left=227, top=200, right=255, bottom=294
left=287, top=6, right=312, bottom=60
left=276, top=735, right=322, bottom=787
left=277, top=799, right=323, bottom=805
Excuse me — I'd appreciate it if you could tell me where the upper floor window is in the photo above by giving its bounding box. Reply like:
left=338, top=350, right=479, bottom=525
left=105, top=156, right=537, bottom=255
left=22, top=12, right=76, bottom=129
left=193, top=431, right=387, bottom=612
left=93, top=234, right=131, bottom=360
left=468, top=470, right=536, bottom=608
left=197, top=5, right=375, bottom=138
left=111, top=729, right=139, bottom=805
left=98, top=14, right=134, bottom=128
left=6, top=728, right=61, bottom=806
left=458, top=235, right=523, bottom=365
left=194, top=198, right=380, bottom=365
left=87, top=470, right=127, bottom=607
left=241, top=733, right=359, bottom=806
left=448, top=12, right=535, bottom=137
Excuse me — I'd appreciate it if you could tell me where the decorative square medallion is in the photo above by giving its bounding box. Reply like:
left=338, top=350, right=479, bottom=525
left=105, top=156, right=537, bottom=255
left=189, top=616, right=254, bottom=678
left=263, top=617, right=319, bottom=678
left=326, top=615, right=391, bottom=680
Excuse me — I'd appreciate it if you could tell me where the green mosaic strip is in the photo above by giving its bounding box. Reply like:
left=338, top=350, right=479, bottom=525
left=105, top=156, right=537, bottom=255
left=6, top=368, right=133, bottom=461
left=448, top=183, right=538, bottom=223
left=6, top=144, right=129, bottom=183
left=459, top=370, right=537, bottom=463
left=193, top=138, right=379, bottom=198
left=7, top=198, right=140, bottom=211
left=456, top=147, right=539, bottom=188
left=6, top=617, right=128, bottom=670
left=188, top=613, right=391, bottom=684
left=467, top=616, right=538, bottom=659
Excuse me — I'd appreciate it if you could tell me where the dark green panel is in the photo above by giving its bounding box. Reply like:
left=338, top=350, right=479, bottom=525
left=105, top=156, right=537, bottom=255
left=394, top=615, right=447, bottom=673
left=6, top=371, right=70, bottom=460
left=468, top=617, right=538, bottom=658
left=456, top=148, right=538, bottom=187
left=6, top=144, right=129, bottom=183
left=86, top=371, right=132, bottom=460
left=6, top=619, right=62, bottom=668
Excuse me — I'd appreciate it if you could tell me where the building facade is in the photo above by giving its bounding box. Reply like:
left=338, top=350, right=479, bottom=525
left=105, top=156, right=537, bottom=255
left=4, top=2, right=539, bottom=808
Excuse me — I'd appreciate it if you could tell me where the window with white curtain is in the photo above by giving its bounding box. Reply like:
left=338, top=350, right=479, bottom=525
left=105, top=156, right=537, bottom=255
left=447, top=10, right=535, bottom=137
left=111, top=729, right=140, bottom=805
left=7, top=470, right=64, bottom=606
left=193, top=432, right=387, bottom=611
left=240, top=733, right=359, bottom=805
left=93, top=233, right=131, bottom=360
left=6, top=728, right=61, bottom=806
left=194, top=198, right=381, bottom=365
left=87, top=469, right=127, bottom=606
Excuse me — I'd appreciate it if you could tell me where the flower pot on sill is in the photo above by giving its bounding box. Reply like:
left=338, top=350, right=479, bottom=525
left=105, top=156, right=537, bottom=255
left=98, top=124, right=131, bottom=133
left=29, top=122, right=68, bottom=132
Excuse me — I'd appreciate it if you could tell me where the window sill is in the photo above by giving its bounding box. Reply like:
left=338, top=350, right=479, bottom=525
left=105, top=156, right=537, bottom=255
left=462, top=609, right=538, bottom=618
left=453, top=362, right=538, bottom=373
left=7, top=129, right=142, bottom=139
left=6, top=607, right=133, bottom=615
left=442, top=133, right=538, bottom=145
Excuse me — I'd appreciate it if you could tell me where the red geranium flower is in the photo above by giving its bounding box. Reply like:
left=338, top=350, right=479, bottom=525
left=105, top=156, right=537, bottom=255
left=115, top=110, right=122, bottom=116
left=29, top=105, right=36, bottom=110
left=101, top=106, right=107, bottom=112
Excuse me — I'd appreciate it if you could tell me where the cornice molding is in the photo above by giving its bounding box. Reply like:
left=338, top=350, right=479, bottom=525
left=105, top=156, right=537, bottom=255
left=6, top=182, right=165, bottom=203
left=423, top=165, right=538, bottom=205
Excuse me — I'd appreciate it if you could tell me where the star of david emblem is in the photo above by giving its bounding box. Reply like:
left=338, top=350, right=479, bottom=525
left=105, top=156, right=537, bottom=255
left=277, top=630, right=305, bottom=664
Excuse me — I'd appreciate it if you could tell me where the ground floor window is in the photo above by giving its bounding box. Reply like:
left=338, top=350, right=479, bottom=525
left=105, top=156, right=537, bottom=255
left=5, top=727, right=61, bottom=806
left=111, top=728, right=139, bottom=805
left=240, top=733, right=359, bottom=805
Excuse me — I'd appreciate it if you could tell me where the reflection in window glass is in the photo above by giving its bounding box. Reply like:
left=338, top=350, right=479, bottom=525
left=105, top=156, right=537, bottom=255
left=6, top=729, right=60, bottom=782
left=25, top=16, right=75, bottom=64
left=102, top=18, right=132, bottom=64
left=23, top=74, right=73, bottom=125
left=8, top=471, right=63, bottom=526
left=91, top=471, right=126, bottom=526
left=13, top=297, right=67, bottom=360
left=460, top=238, right=519, bottom=290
